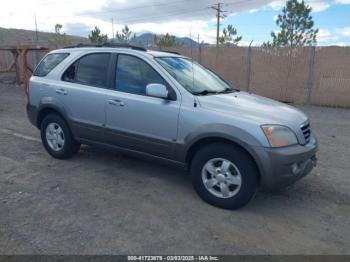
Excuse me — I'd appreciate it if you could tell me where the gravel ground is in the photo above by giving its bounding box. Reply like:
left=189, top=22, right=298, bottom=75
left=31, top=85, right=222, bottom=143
left=0, top=84, right=349, bottom=255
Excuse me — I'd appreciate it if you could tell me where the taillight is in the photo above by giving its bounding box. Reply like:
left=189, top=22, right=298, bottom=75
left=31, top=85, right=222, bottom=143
left=25, top=80, right=30, bottom=103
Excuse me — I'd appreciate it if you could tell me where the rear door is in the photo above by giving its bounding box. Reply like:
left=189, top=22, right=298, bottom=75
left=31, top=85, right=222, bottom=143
left=104, top=54, right=181, bottom=159
left=55, top=52, right=113, bottom=141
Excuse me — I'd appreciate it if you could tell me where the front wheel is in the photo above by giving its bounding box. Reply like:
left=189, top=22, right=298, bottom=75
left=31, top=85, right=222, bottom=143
left=190, top=143, right=258, bottom=210
left=40, top=113, right=80, bottom=159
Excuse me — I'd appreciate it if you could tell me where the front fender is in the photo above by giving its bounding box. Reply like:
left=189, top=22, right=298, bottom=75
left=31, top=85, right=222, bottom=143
left=185, top=124, right=264, bottom=148
left=176, top=124, right=264, bottom=160
left=175, top=124, right=269, bottom=182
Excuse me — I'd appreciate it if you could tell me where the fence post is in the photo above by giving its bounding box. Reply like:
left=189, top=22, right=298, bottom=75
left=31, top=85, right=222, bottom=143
left=306, top=46, right=316, bottom=104
left=246, top=45, right=252, bottom=92
left=198, top=43, right=202, bottom=64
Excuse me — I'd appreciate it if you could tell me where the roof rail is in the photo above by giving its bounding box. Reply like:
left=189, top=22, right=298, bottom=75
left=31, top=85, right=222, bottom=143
left=160, top=50, right=181, bottom=55
left=63, top=43, right=97, bottom=49
left=102, top=42, right=146, bottom=51
left=63, top=43, right=147, bottom=51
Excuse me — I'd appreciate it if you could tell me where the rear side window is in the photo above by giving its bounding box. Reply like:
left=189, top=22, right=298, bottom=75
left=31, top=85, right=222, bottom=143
left=62, top=53, right=111, bottom=88
left=33, top=53, right=69, bottom=77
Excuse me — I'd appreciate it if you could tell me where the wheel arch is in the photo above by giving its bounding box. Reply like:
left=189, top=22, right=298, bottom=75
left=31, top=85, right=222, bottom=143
left=36, top=104, right=69, bottom=130
left=185, top=136, right=265, bottom=184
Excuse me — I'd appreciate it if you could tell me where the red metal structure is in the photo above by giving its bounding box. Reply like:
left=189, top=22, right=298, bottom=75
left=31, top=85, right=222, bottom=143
left=0, top=45, right=49, bottom=85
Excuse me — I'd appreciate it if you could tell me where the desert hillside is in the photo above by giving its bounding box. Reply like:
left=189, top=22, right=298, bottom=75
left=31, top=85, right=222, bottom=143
left=0, top=27, right=89, bottom=47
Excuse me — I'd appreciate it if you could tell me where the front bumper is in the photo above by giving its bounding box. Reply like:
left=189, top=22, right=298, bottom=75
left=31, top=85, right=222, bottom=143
left=255, top=135, right=318, bottom=191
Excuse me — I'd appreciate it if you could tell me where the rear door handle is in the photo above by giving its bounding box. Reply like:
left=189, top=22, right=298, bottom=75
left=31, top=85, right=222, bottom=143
left=108, top=99, right=125, bottom=107
left=55, top=88, right=68, bottom=95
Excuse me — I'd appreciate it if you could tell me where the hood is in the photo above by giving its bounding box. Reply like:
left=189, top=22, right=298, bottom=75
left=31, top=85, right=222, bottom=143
left=197, top=91, right=308, bottom=127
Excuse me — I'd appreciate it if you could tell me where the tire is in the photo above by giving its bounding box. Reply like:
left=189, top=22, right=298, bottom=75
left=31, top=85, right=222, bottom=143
left=40, top=113, right=80, bottom=159
left=190, top=143, right=258, bottom=210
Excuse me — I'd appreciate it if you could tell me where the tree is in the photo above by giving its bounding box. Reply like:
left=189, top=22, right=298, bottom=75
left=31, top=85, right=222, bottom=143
left=219, top=25, right=242, bottom=45
left=0, top=28, right=5, bottom=44
left=88, top=26, right=108, bottom=44
left=48, top=24, right=71, bottom=48
left=263, top=0, right=318, bottom=47
left=154, top=33, right=176, bottom=48
left=54, top=24, right=62, bottom=34
left=116, top=25, right=133, bottom=43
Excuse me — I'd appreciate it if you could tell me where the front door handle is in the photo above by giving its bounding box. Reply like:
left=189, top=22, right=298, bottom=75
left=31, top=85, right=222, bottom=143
left=108, top=99, right=125, bottom=107
left=55, top=88, right=68, bottom=95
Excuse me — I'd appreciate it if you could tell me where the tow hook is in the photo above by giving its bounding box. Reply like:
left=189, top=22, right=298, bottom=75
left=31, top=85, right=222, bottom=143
left=311, top=155, right=318, bottom=167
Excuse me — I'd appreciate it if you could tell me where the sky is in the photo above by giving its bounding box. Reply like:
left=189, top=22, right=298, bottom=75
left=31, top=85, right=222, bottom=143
left=0, top=0, right=350, bottom=46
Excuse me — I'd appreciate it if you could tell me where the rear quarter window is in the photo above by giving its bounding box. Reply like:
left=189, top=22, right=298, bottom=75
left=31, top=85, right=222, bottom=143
left=33, top=53, right=69, bottom=77
left=61, top=53, right=111, bottom=88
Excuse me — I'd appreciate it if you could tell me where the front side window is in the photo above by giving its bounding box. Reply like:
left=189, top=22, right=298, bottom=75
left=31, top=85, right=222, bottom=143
left=62, top=53, right=111, bottom=88
left=34, top=53, right=69, bottom=77
left=155, top=57, right=234, bottom=95
left=116, top=55, right=166, bottom=95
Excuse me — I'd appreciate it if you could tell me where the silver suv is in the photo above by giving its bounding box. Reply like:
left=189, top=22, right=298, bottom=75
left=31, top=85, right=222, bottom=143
left=27, top=44, right=318, bottom=209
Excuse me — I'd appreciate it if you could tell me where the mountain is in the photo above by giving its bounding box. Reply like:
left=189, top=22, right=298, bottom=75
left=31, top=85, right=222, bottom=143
left=0, top=27, right=205, bottom=48
left=129, top=33, right=155, bottom=46
left=0, top=27, right=88, bottom=47
left=130, top=33, right=200, bottom=48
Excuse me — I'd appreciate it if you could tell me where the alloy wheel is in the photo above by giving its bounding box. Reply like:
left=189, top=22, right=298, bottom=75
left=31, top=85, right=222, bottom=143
left=201, top=158, right=242, bottom=198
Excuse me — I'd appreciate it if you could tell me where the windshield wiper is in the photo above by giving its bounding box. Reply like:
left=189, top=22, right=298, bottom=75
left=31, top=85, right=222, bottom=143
left=193, top=90, right=218, bottom=96
left=194, top=88, right=237, bottom=96
left=216, top=88, right=236, bottom=94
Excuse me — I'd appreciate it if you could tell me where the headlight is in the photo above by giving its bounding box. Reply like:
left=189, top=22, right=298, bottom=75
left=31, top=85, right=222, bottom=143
left=261, top=125, right=298, bottom=147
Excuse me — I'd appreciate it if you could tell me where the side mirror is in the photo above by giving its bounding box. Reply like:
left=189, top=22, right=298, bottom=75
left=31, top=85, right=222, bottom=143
left=146, top=84, right=169, bottom=99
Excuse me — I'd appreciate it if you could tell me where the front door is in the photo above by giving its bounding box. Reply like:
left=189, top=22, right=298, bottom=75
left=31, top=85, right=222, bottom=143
left=104, top=54, right=181, bottom=159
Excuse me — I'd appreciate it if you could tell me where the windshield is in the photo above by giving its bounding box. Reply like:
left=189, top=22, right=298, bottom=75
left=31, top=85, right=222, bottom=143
left=155, top=57, right=235, bottom=95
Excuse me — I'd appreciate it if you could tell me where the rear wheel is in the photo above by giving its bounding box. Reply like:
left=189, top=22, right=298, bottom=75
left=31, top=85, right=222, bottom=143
left=40, top=114, right=80, bottom=159
left=190, top=143, right=258, bottom=210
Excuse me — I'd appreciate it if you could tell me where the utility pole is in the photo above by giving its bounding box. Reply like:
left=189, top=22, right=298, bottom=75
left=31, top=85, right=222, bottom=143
left=198, top=33, right=202, bottom=63
left=189, top=29, right=193, bottom=59
left=111, top=17, right=115, bottom=40
left=34, top=14, right=40, bottom=66
left=216, top=2, right=220, bottom=48
left=210, top=2, right=226, bottom=47
left=34, top=14, right=39, bottom=43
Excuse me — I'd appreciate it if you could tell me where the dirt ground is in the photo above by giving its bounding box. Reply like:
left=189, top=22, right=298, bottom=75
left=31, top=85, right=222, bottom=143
left=0, top=84, right=349, bottom=255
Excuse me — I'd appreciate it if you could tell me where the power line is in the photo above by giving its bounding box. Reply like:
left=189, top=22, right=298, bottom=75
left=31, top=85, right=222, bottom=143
left=209, top=0, right=267, bottom=47
left=223, top=0, right=260, bottom=6
left=210, top=2, right=227, bottom=47
left=37, top=7, right=211, bottom=24
left=37, top=0, right=259, bottom=21
left=80, top=0, right=190, bottom=15
left=106, top=7, right=210, bottom=24
left=36, top=0, right=321, bottom=33
left=34, top=1, right=259, bottom=41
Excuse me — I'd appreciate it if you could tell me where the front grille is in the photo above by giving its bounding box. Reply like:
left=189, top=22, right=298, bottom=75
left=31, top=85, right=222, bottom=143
left=301, top=122, right=311, bottom=144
